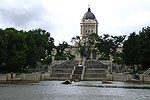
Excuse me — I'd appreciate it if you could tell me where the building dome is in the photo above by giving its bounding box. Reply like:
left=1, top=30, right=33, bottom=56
left=83, top=8, right=96, bottom=20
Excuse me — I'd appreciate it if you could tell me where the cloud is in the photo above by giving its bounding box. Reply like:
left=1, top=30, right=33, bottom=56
left=0, top=0, right=150, bottom=45
left=0, top=0, right=54, bottom=31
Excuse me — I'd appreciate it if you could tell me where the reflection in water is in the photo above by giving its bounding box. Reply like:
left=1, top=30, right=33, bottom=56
left=0, top=81, right=150, bottom=100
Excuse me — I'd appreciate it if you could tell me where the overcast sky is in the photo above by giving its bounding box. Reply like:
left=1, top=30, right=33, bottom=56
left=0, top=0, right=150, bottom=45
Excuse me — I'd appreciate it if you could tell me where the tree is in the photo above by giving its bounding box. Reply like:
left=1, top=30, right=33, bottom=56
left=65, top=51, right=75, bottom=60
left=123, top=26, right=150, bottom=70
left=0, top=29, right=8, bottom=71
left=96, top=34, right=113, bottom=57
left=71, top=33, right=99, bottom=59
left=26, top=29, right=54, bottom=68
left=55, top=41, right=68, bottom=60
left=0, top=28, right=55, bottom=72
left=139, top=26, right=150, bottom=69
left=123, top=32, right=140, bottom=66
left=111, top=35, right=126, bottom=55
left=71, top=36, right=83, bottom=57
left=85, top=33, right=99, bottom=59
left=1, top=28, right=28, bottom=71
left=113, top=52, right=124, bottom=65
left=96, top=34, right=125, bottom=58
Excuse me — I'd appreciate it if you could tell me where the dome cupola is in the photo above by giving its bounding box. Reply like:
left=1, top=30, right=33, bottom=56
left=83, top=7, right=96, bottom=20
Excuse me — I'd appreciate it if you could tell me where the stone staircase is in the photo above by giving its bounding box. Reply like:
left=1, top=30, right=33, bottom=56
left=71, top=65, right=84, bottom=81
left=50, top=60, right=108, bottom=81
left=50, top=60, right=79, bottom=80
left=83, top=60, right=108, bottom=81
left=143, top=68, right=150, bottom=76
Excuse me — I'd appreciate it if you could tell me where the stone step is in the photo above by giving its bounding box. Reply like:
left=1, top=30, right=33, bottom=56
left=64, top=65, right=76, bottom=68
left=83, top=78, right=107, bottom=81
left=74, top=71, right=82, bottom=74
left=85, top=69, right=106, bottom=73
left=86, top=67, right=107, bottom=69
left=75, top=67, right=83, bottom=70
left=52, top=69, right=72, bottom=73
left=51, top=73, right=71, bottom=77
left=65, top=63, right=78, bottom=66
left=50, top=77, right=70, bottom=80
left=84, top=73, right=106, bottom=77
left=50, top=60, right=108, bottom=81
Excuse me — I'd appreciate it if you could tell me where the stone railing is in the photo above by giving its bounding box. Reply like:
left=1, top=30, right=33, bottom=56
left=143, top=68, right=150, bottom=76
left=0, top=72, right=51, bottom=82
left=81, top=65, right=85, bottom=80
left=0, top=74, right=11, bottom=81
left=71, top=65, right=83, bottom=81
left=70, top=66, right=76, bottom=80
left=49, top=60, right=67, bottom=69
left=99, top=60, right=110, bottom=65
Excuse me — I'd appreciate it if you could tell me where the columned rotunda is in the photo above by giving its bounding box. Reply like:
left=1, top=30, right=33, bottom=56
left=80, top=7, right=98, bottom=39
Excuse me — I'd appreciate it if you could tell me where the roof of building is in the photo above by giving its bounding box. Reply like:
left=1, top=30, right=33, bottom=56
left=83, top=8, right=96, bottom=20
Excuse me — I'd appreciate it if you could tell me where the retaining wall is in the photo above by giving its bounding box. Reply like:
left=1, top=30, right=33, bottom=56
left=107, top=73, right=131, bottom=81
left=143, top=76, right=150, bottom=82
left=0, top=74, right=8, bottom=81
left=0, top=74, right=11, bottom=81
left=41, top=72, right=51, bottom=80
left=22, top=73, right=42, bottom=81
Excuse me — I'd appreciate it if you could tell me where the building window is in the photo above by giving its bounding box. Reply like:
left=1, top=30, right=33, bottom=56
left=85, top=30, right=87, bottom=33
left=88, top=30, right=90, bottom=33
left=91, top=30, right=93, bottom=33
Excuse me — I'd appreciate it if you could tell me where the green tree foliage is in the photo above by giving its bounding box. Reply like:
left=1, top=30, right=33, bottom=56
left=26, top=29, right=54, bottom=68
left=85, top=33, right=99, bottom=58
left=71, top=36, right=82, bottom=56
left=71, top=33, right=125, bottom=59
left=113, top=52, right=124, bottom=65
left=96, top=34, right=113, bottom=57
left=139, top=27, right=150, bottom=69
left=42, top=56, right=52, bottom=65
left=123, top=26, right=150, bottom=69
left=123, top=32, right=140, bottom=66
left=71, top=33, right=99, bottom=59
left=55, top=41, right=68, bottom=60
left=96, top=34, right=126, bottom=57
left=65, top=51, right=75, bottom=60
left=0, top=28, right=54, bottom=72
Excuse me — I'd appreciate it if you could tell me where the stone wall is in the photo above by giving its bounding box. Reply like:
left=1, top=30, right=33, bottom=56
left=23, top=73, right=41, bottom=81
left=0, top=72, right=51, bottom=81
left=106, top=74, right=113, bottom=81
left=143, top=76, right=150, bottom=82
left=21, top=72, right=51, bottom=81
left=113, top=73, right=129, bottom=81
left=41, top=72, right=51, bottom=80
left=107, top=73, right=131, bottom=81
left=0, top=74, right=11, bottom=81
left=0, top=74, right=8, bottom=81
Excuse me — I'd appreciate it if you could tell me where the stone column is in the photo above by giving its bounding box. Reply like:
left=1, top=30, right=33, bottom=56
left=82, top=57, right=86, bottom=67
left=21, top=74, right=26, bottom=80
left=80, top=25, right=83, bottom=36
left=109, top=55, right=113, bottom=73
left=52, top=56, right=55, bottom=64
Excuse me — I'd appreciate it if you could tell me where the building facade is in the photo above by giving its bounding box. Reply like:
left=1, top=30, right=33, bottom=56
left=65, top=7, right=123, bottom=60
left=66, top=7, right=99, bottom=60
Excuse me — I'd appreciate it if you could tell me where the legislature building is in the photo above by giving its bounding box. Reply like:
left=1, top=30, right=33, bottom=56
left=66, top=7, right=99, bottom=60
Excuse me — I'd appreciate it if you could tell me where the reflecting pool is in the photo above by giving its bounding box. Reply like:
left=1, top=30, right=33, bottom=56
left=0, top=81, right=150, bottom=100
